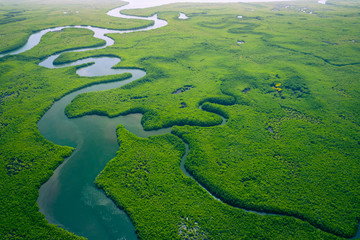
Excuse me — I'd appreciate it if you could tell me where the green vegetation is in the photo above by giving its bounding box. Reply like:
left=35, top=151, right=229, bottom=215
left=0, top=12, right=133, bottom=238
left=21, top=28, right=106, bottom=60
left=96, top=125, right=338, bottom=239
left=0, top=0, right=151, bottom=54
left=1, top=0, right=360, bottom=239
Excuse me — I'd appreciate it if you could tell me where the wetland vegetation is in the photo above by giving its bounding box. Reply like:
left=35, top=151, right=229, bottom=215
left=0, top=0, right=359, bottom=239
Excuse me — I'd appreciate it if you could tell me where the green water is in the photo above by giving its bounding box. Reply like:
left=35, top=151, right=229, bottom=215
left=37, top=70, right=171, bottom=239
left=33, top=3, right=170, bottom=239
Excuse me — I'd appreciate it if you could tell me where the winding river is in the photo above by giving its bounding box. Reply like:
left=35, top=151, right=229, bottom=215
left=0, top=3, right=167, bottom=239
left=1, top=1, right=359, bottom=239
left=35, top=6, right=168, bottom=240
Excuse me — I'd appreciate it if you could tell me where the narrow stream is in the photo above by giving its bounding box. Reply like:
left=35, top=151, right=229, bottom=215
left=1, top=1, right=359, bottom=239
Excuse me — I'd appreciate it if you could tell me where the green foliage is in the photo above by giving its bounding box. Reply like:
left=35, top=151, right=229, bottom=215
left=283, top=75, right=310, bottom=98
left=0, top=0, right=151, bottom=54
left=64, top=1, right=360, bottom=238
left=173, top=102, right=360, bottom=237
left=96, top=126, right=338, bottom=239
left=201, top=102, right=229, bottom=119
left=178, top=217, right=208, bottom=240
left=0, top=4, right=142, bottom=237
left=0, top=0, right=360, bottom=239
left=21, top=28, right=106, bottom=61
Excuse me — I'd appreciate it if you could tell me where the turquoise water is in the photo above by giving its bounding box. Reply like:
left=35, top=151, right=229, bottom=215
left=37, top=77, right=170, bottom=239
left=34, top=4, right=168, bottom=240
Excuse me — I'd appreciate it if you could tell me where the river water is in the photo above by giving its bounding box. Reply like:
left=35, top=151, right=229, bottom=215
left=33, top=5, right=170, bottom=240
left=37, top=72, right=171, bottom=239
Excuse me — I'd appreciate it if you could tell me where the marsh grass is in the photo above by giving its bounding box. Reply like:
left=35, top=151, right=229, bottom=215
left=0, top=0, right=359, bottom=239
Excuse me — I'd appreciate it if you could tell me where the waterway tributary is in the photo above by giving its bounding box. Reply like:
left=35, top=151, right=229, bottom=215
left=0, top=3, right=168, bottom=239
left=1, top=0, right=358, bottom=239
left=35, top=6, right=168, bottom=240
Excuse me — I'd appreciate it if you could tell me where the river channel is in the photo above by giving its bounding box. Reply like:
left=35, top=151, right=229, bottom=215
left=1, top=0, right=358, bottom=239
left=32, top=6, right=222, bottom=238
left=0, top=3, right=168, bottom=239
left=34, top=6, right=168, bottom=240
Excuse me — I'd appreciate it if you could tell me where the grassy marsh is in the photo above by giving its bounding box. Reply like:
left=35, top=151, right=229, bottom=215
left=0, top=0, right=359, bottom=239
